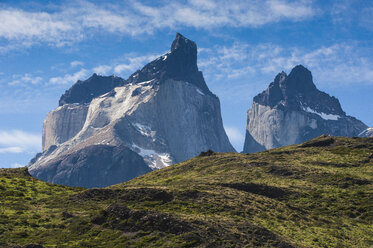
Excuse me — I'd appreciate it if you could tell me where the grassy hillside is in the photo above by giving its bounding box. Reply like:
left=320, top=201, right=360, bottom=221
left=0, top=136, right=372, bottom=247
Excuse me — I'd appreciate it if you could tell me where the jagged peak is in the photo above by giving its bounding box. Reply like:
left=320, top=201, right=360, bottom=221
left=274, top=71, right=287, bottom=85
left=58, top=73, right=125, bottom=106
left=171, top=33, right=197, bottom=54
left=253, top=65, right=346, bottom=116
left=126, top=32, right=210, bottom=94
left=284, top=64, right=316, bottom=92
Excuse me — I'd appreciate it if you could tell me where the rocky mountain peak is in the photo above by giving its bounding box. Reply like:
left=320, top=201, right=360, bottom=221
left=59, top=74, right=125, bottom=106
left=59, top=33, right=209, bottom=108
left=171, top=33, right=197, bottom=54
left=283, top=65, right=316, bottom=93
left=244, top=65, right=367, bottom=153
left=168, top=32, right=198, bottom=78
left=253, top=65, right=344, bottom=116
left=274, top=71, right=287, bottom=85
left=127, top=33, right=210, bottom=94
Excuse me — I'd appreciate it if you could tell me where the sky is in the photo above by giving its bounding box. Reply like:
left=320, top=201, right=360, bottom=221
left=0, top=0, right=372, bottom=168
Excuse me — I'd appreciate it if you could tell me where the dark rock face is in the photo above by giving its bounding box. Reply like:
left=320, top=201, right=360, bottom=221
left=127, top=33, right=211, bottom=94
left=30, top=145, right=151, bottom=188
left=253, top=65, right=344, bottom=116
left=59, top=74, right=125, bottom=106
left=244, top=65, right=367, bottom=153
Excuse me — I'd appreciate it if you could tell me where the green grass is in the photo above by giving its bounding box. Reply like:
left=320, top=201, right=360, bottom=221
left=0, top=136, right=372, bottom=247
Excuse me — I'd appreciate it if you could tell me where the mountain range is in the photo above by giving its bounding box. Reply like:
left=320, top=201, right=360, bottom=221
left=27, top=33, right=369, bottom=188
left=28, top=33, right=235, bottom=188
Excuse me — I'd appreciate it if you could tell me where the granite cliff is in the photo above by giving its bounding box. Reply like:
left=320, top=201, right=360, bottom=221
left=243, top=65, right=367, bottom=153
left=29, top=33, right=235, bottom=187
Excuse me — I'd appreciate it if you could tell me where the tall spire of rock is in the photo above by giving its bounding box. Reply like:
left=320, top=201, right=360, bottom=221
left=127, top=33, right=210, bottom=94
left=284, top=65, right=316, bottom=93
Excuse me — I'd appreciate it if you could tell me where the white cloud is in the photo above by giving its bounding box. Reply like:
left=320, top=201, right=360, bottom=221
left=0, top=9, right=76, bottom=46
left=199, top=42, right=373, bottom=89
left=331, top=1, right=373, bottom=31
left=70, top=60, right=84, bottom=67
left=93, top=65, right=112, bottom=75
left=0, top=147, right=23, bottom=153
left=8, top=73, right=43, bottom=86
left=49, top=68, right=88, bottom=85
left=0, top=130, right=41, bottom=154
left=225, top=126, right=245, bottom=144
left=133, top=0, right=314, bottom=29
left=359, top=7, right=373, bottom=31
left=114, top=54, right=160, bottom=74
left=0, top=0, right=316, bottom=50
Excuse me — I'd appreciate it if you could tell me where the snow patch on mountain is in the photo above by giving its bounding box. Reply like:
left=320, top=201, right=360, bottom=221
left=196, top=88, right=205, bottom=95
left=303, top=106, right=340, bottom=121
left=132, top=144, right=172, bottom=169
left=134, top=123, right=153, bottom=137
left=359, top=127, right=373, bottom=137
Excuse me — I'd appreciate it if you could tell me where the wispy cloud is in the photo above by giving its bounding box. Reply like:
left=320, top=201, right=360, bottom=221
left=331, top=0, right=373, bottom=31
left=70, top=60, right=84, bottom=67
left=0, top=0, right=316, bottom=51
left=0, top=146, right=23, bottom=154
left=0, top=130, right=41, bottom=154
left=92, top=65, right=112, bottom=75
left=200, top=42, right=373, bottom=88
left=8, top=73, right=43, bottom=86
left=113, top=54, right=160, bottom=74
left=48, top=53, right=160, bottom=84
left=49, top=68, right=88, bottom=85
left=132, top=0, right=315, bottom=29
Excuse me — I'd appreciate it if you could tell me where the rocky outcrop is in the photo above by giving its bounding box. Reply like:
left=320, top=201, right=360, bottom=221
left=32, top=145, right=151, bottom=188
left=59, top=74, right=125, bottom=106
left=243, top=65, right=367, bottom=153
left=42, top=104, right=88, bottom=151
left=29, top=33, right=235, bottom=187
left=359, top=127, right=373, bottom=138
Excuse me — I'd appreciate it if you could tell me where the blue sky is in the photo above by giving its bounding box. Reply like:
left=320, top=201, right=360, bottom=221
left=0, top=0, right=372, bottom=168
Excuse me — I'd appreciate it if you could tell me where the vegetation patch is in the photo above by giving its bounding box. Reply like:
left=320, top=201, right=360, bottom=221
left=220, top=182, right=291, bottom=199
left=301, top=135, right=335, bottom=147
left=95, top=204, right=192, bottom=234
left=0, top=136, right=372, bottom=247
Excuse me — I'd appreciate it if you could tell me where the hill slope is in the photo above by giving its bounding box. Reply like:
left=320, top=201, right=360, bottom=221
left=1, top=136, right=372, bottom=247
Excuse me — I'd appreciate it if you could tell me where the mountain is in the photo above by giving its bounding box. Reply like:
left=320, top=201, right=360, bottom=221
left=28, top=33, right=235, bottom=188
left=359, top=127, right=373, bottom=138
left=243, top=65, right=367, bottom=153
left=2, top=136, right=372, bottom=247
